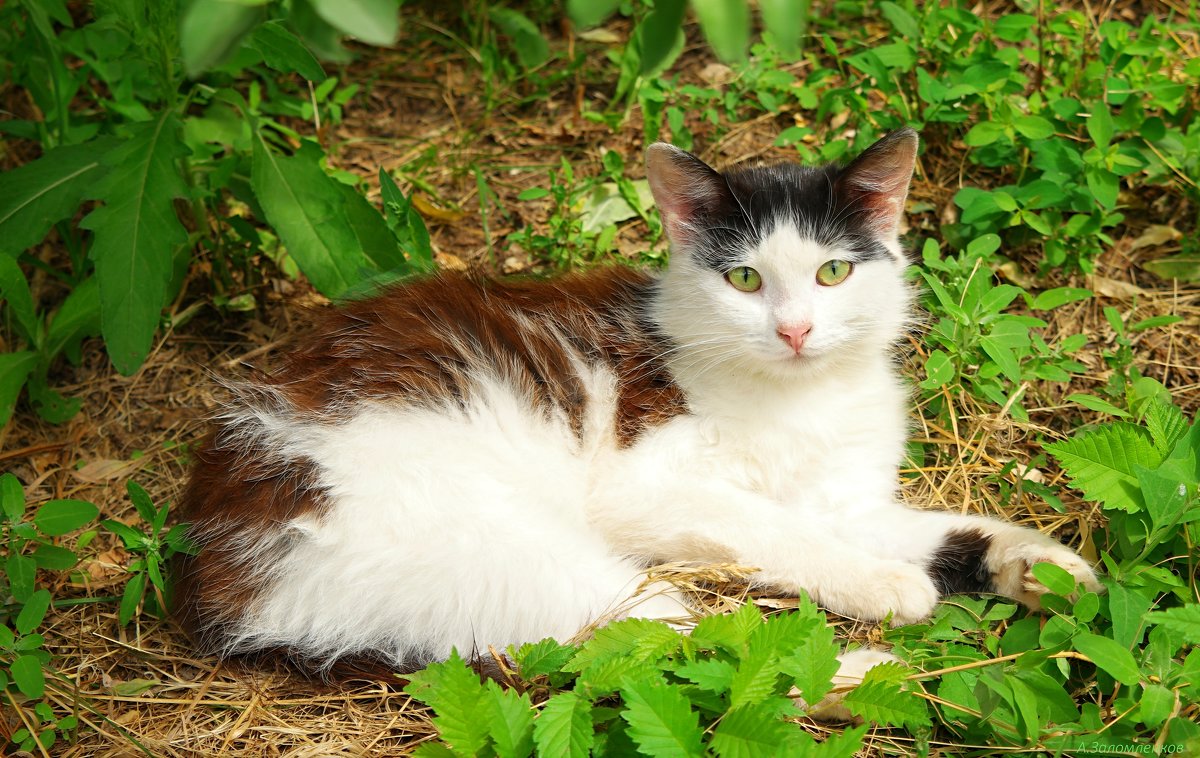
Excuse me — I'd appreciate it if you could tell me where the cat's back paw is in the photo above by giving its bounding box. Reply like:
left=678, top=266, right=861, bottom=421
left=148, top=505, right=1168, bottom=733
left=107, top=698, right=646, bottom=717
left=795, top=648, right=902, bottom=721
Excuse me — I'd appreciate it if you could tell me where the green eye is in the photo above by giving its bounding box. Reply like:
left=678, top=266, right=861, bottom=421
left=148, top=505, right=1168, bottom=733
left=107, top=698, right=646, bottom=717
left=725, top=266, right=762, bottom=292
left=816, top=259, right=853, bottom=286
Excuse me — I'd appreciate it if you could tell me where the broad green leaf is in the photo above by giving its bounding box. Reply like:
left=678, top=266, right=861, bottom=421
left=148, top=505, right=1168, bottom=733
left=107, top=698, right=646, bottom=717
left=15, top=588, right=51, bottom=635
left=482, top=680, right=534, bottom=758
left=33, top=499, right=98, bottom=536
left=0, top=351, right=37, bottom=424
left=1, top=472, right=24, bottom=521
left=759, top=0, right=809, bottom=58
left=692, top=0, right=751, bottom=63
left=0, top=138, right=116, bottom=257
left=251, top=136, right=372, bottom=297
left=1138, top=683, right=1176, bottom=728
left=126, top=481, right=158, bottom=528
left=1136, top=466, right=1188, bottom=531
left=1013, top=115, right=1055, bottom=140
left=489, top=7, right=550, bottom=69
left=1145, top=605, right=1200, bottom=644
left=566, top=0, right=621, bottom=28
left=249, top=20, right=326, bottom=81
left=1046, top=423, right=1160, bottom=511
left=1086, top=167, right=1119, bottom=209
left=7, top=553, right=36, bottom=602
left=308, top=0, right=399, bottom=46
left=1031, top=287, right=1093, bottom=311
left=180, top=0, right=267, bottom=77
left=878, top=1, right=918, bottom=37
left=978, top=284, right=1022, bottom=316
left=1107, top=583, right=1153, bottom=648
left=638, top=0, right=686, bottom=76
left=403, top=651, right=490, bottom=756
left=0, top=255, right=38, bottom=342
left=979, top=336, right=1021, bottom=383
left=842, top=662, right=928, bottom=728
left=619, top=679, right=705, bottom=757
left=337, top=182, right=405, bottom=272
left=1088, top=108, right=1114, bottom=148
left=32, top=543, right=77, bottom=570
left=10, top=654, right=45, bottom=699
left=965, top=120, right=1007, bottom=147
left=1073, top=632, right=1141, bottom=685
left=379, top=169, right=434, bottom=272
left=532, top=691, right=594, bottom=758
left=45, top=276, right=101, bottom=363
left=81, top=113, right=190, bottom=375
left=119, top=572, right=147, bottom=626
left=710, top=704, right=798, bottom=758
left=514, top=638, right=575, bottom=679
left=1030, top=562, right=1076, bottom=597
left=103, top=518, right=148, bottom=549
left=1067, top=393, right=1130, bottom=418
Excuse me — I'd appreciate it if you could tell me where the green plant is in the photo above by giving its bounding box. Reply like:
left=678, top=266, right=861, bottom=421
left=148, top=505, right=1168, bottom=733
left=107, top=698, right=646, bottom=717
left=101, top=481, right=195, bottom=627
left=1, top=472, right=97, bottom=754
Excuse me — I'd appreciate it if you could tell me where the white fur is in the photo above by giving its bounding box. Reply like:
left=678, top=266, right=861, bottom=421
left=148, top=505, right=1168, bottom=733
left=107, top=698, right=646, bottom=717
left=212, top=214, right=1096, bottom=668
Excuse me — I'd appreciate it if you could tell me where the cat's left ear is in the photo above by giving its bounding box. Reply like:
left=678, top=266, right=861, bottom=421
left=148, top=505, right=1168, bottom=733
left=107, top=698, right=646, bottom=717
left=835, top=128, right=919, bottom=238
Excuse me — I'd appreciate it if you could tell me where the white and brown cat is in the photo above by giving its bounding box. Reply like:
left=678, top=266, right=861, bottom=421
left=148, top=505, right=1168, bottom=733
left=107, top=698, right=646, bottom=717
left=174, top=129, right=1099, bottom=686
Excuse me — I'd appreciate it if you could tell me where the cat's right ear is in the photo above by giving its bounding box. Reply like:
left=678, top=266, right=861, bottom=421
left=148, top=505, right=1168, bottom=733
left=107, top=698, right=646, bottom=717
left=646, top=143, right=734, bottom=245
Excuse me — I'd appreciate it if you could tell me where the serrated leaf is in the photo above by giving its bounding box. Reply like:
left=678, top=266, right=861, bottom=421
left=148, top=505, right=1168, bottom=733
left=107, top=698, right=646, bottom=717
left=15, top=588, right=51, bottom=635
left=514, top=638, right=576, bottom=679
left=1145, top=400, right=1188, bottom=455
left=841, top=663, right=929, bottom=728
left=691, top=602, right=762, bottom=658
left=779, top=621, right=840, bottom=707
left=482, top=680, right=534, bottom=758
left=1145, top=605, right=1200, bottom=644
left=674, top=658, right=735, bottom=693
left=710, top=704, right=797, bottom=758
left=730, top=646, right=782, bottom=708
left=0, top=138, right=117, bottom=257
left=251, top=136, right=372, bottom=297
left=0, top=351, right=37, bottom=425
left=1073, top=632, right=1142, bottom=685
left=180, top=0, right=267, bottom=77
left=10, top=654, right=45, bottom=699
left=577, top=657, right=660, bottom=695
left=33, top=499, right=98, bottom=536
left=568, top=618, right=680, bottom=672
left=533, top=691, right=594, bottom=758
left=1136, top=466, right=1188, bottom=531
left=1046, top=423, right=1160, bottom=511
left=308, top=0, right=399, bottom=46
left=249, top=20, right=326, bottom=81
left=403, top=650, right=490, bottom=756
left=81, top=113, right=190, bottom=375
left=807, top=723, right=868, bottom=757
left=619, top=679, right=704, bottom=757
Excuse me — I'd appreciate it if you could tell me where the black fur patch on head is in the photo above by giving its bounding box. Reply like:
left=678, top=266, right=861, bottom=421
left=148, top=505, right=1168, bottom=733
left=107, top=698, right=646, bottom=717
left=927, top=528, right=994, bottom=596
left=687, top=160, right=895, bottom=273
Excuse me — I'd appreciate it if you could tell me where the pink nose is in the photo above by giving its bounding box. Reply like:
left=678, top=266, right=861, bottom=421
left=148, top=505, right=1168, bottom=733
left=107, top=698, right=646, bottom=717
left=777, top=323, right=812, bottom=353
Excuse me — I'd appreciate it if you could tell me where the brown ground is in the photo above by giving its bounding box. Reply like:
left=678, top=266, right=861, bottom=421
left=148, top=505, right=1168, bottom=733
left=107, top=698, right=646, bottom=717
left=2, top=6, right=1198, bottom=757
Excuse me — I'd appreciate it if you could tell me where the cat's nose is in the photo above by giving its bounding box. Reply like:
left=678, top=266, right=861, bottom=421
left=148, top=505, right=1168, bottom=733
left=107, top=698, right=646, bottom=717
left=777, top=323, right=812, bottom=353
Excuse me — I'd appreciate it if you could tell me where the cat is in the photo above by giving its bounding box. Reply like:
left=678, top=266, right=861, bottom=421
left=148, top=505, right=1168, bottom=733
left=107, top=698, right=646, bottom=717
left=173, top=128, right=1100, bottom=688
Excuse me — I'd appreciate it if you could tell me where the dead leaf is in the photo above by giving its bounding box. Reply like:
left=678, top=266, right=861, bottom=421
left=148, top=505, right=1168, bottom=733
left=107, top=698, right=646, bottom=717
left=412, top=194, right=465, bottom=224
left=1089, top=275, right=1146, bottom=299
left=1143, top=253, right=1200, bottom=282
left=436, top=252, right=468, bottom=271
left=112, top=678, right=160, bottom=697
left=1129, top=224, right=1181, bottom=251
left=699, top=63, right=734, bottom=86
left=576, top=27, right=620, bottom=44
left=996, top=261, right=1038, bottom=289
left=73, top=459, right=142, bottom=484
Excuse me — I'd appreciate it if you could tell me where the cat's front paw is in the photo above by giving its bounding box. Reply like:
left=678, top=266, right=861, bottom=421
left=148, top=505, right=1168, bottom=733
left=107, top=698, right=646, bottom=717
left=822, top=560, right=939, bottom=626
left=991, top=535, right=1102, bottom=609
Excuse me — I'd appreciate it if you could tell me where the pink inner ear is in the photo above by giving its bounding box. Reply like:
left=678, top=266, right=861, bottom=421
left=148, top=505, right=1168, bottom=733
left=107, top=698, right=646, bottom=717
left=645, top=143, right=732, bottom=241
left=836, top=130, right=919, bottom=237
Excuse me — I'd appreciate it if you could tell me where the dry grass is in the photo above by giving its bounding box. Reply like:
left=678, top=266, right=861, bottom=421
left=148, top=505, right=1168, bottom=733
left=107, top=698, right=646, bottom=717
left=2, top=5, right=1199, bottom=756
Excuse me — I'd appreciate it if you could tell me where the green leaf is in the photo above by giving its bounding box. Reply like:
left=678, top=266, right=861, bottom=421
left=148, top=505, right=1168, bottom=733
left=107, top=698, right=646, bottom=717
left=878, top=1, right=918, bottom=37
left=81, top=113, right=190, bottom=375
left=514, top=638, right=576, bottom=679
left=111, top=678, right=160, bottom=696
left=0, top=255, right=38, bottom=343
left=778, top=621, right=840, bottom=708
left=125, top=480, right=159, bottom=528
left=10, top=654, right=45, bottom=699
left=32, top=543, right=77, bottom=570
left=674, top=658, right=735, bottom=693
left=403, top=651, right=490, bottom=756
left=692, top=0, right=751, bottom=63
left=730, top=645, right=782, bottom=708
left=1, top=472, right=25, bottom=521
left=33, top=499, right=98, bottom=536
left=1107, top=583, right=1153, bottom=648
left=119, top=572, right=147, bottom=626
left=180, top=0, right=267, bottom=77
left=15, top=589, right=51, bottom=635
left=483, top=680, right=534, bottom=758
left=533, top=690, right=594, bottom=758
left=1086, top=167, right=1119, bottom=209
left=248, top=20, right=326, bottom=81
left=338, top=182, right=405, bottom=273
left=378, top=169, right=434, bottom=272
left=1067, top=393, right=1131, bottom=418
left=965, top=120, right=1007, bottom=147
left=308, top=0, right=399, bottom=46
left=251, top=137, right=372, bottom=297
left=1143, top=253, right=1200, bottom=282
left=45, top=276, right=101, bottom=364
left=1073, top=632, right=1141, bottom=685
left=566, top=0, right=621, bottom=28
left=7, top=553, right=36, bottom=602
left=1145, top=605, right=1200, bottom=644
left=637, top=0, right=686, bottom=76
left=759, top=0, right=809, bottom=58
left=489, top=7, right=550, bottom=69
left=1046, top=423, right=1160, bottom=511
left=103, top=518, right=148, bottom=549
left=691, top=602, right=761, bottom=657
left=710, top=704, right=798, bottom=758
left=1031, top=287, right=1092, bottom=311
left=1145, top=400, right=1188, bottom=455
left=1138, top=683, right=1176, bottom=728
left=1088, top=108, right=1114, bottom=148
left=568, top=618, right=680, bottom=672
left=1013, top=115, right=1055, bottom=140
left=0, top=138, right=117, bottom=257
left=807, top=724, right=868, bottom=757
left=841, top=663, right=929, bottom=728
left=1136, top=466, right=1188, bottom=531
left=1030, top=562, right=1076, bottom=597
left=0, top=351, right=37, bottom=425
left=619, top=679, right=705, bottom=757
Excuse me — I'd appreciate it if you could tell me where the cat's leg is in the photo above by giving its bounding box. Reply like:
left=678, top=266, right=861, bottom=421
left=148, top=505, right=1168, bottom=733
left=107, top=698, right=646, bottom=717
left=587, top=478, right=940, bottom=625
left=846, top=503, right=1101, bottom=609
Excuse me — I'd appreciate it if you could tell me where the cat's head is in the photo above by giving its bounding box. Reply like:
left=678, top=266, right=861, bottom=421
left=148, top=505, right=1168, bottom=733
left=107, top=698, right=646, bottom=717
left=645, top=129, right=918, bottom=383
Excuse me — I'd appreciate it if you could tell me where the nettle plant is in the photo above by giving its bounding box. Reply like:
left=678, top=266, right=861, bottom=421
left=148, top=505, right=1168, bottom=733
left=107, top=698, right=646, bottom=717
left=1, top=473, right=98, bottom=754
left=0, top=0, right=432, bottom=426
left=915, top=235, right=1090, bottom=421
